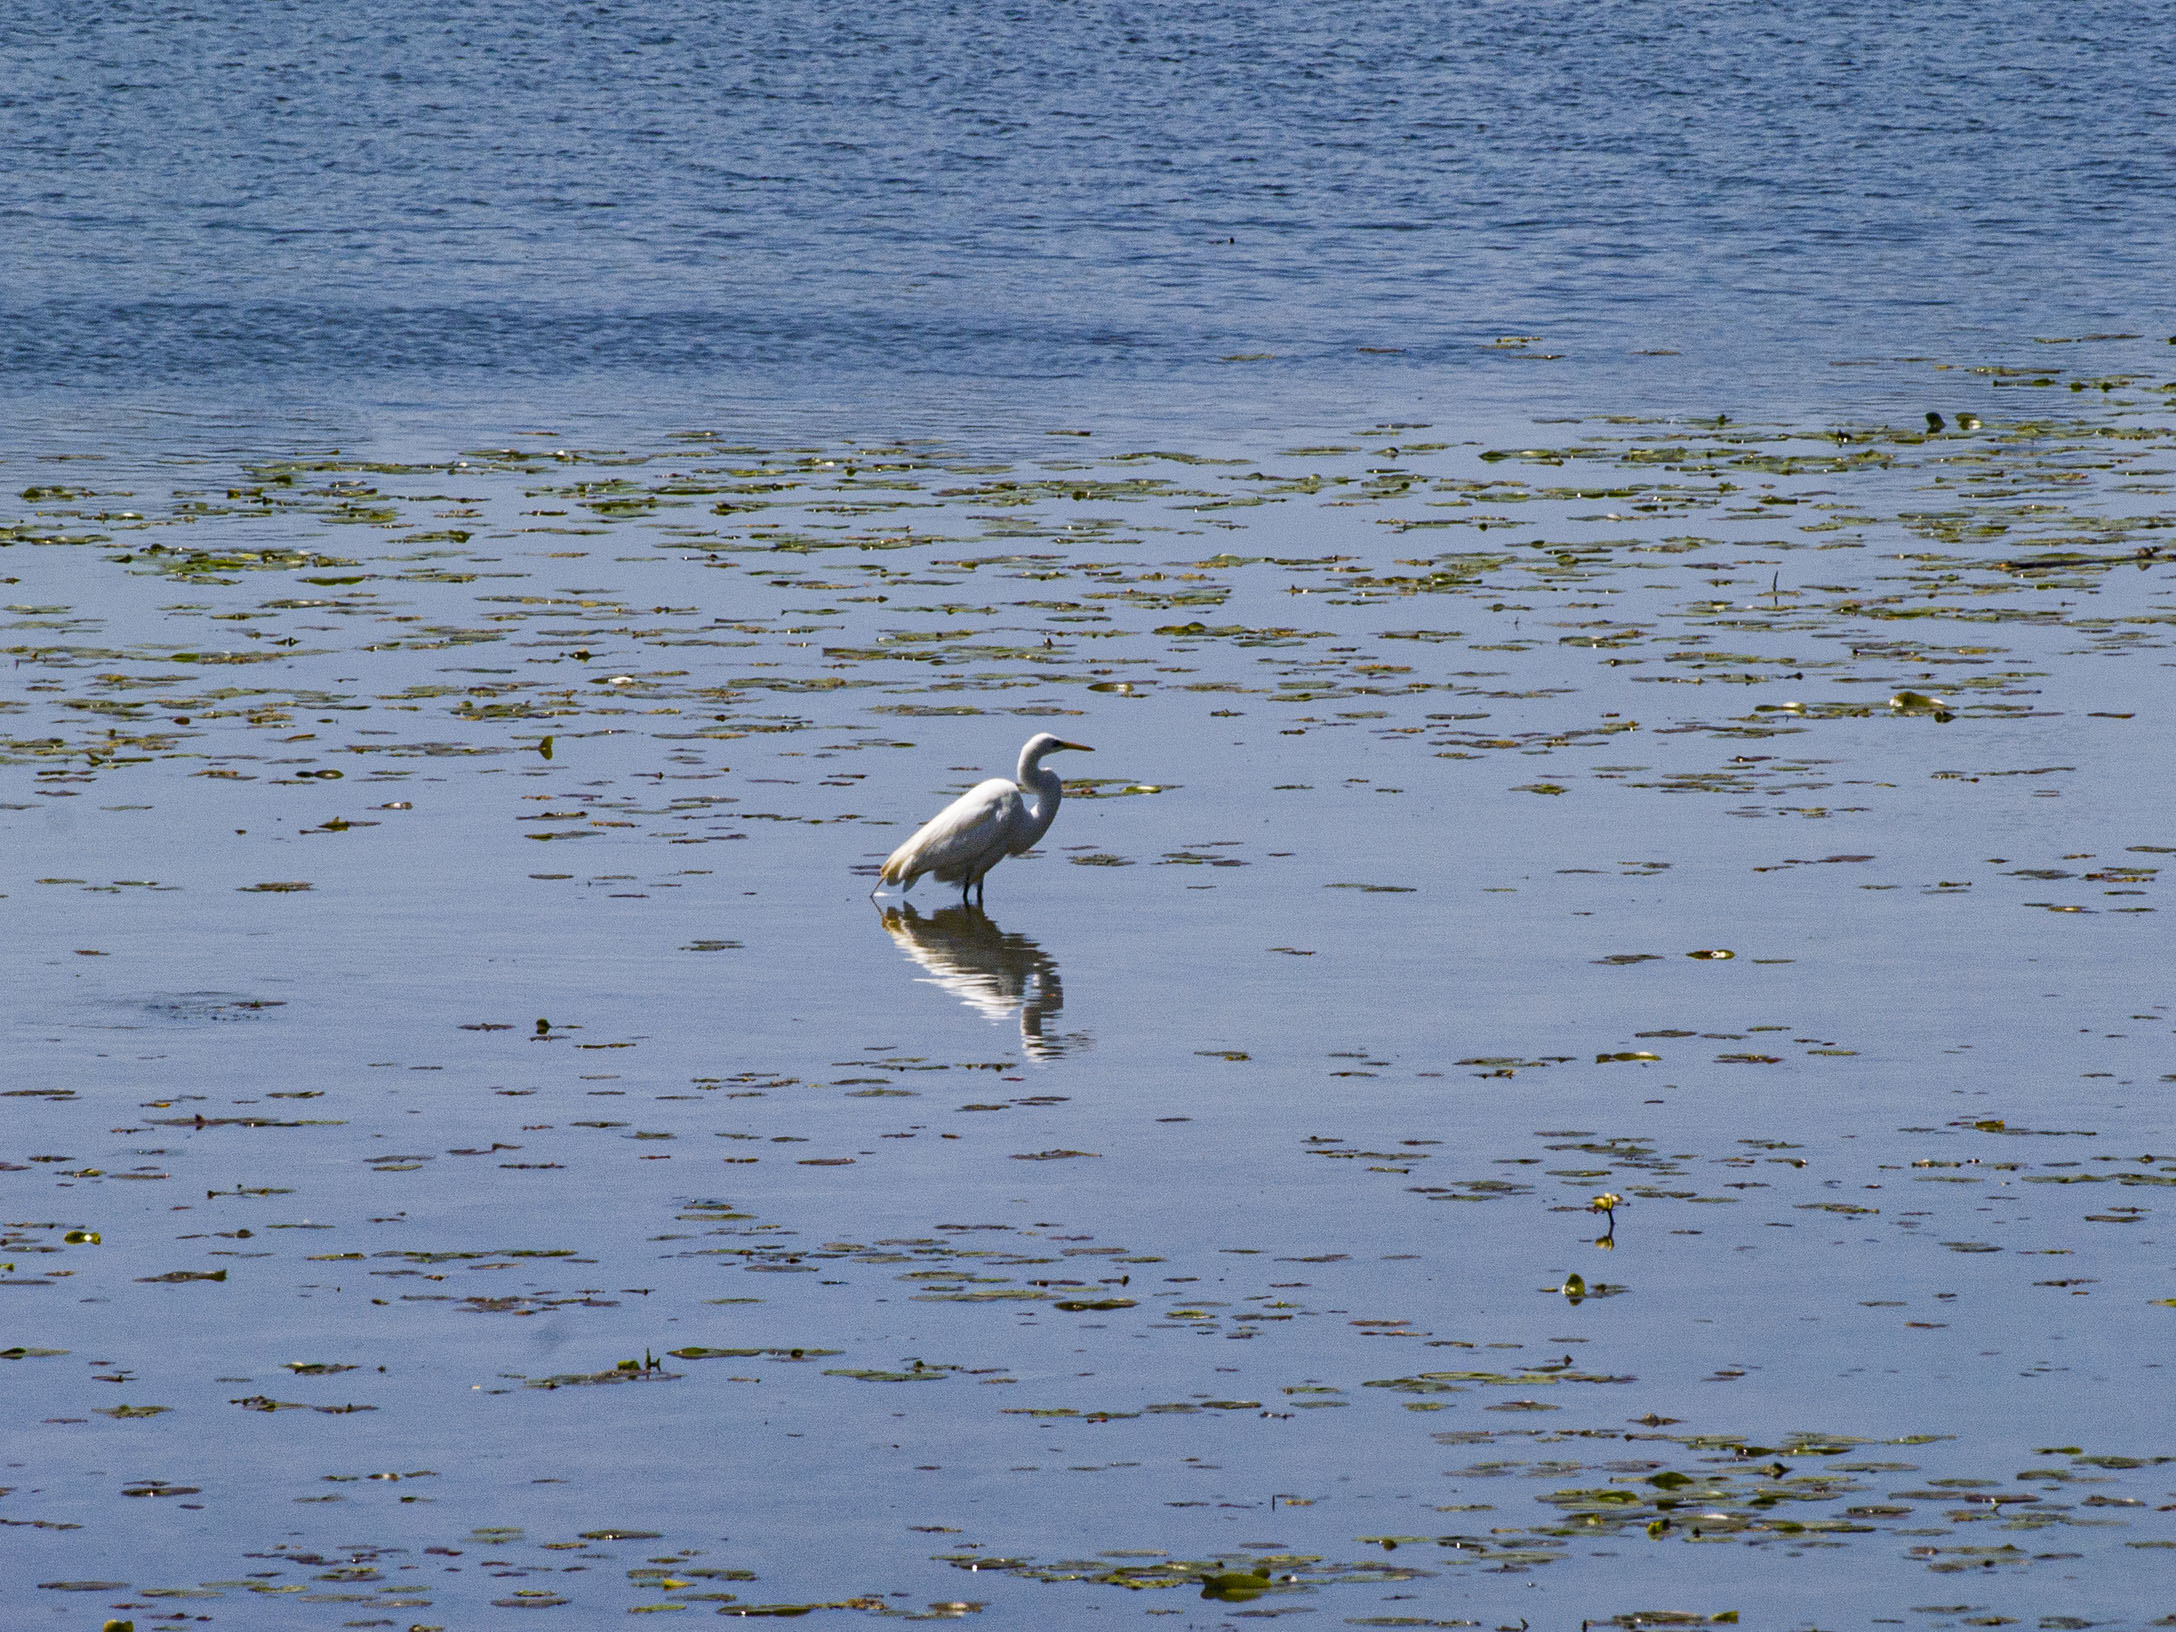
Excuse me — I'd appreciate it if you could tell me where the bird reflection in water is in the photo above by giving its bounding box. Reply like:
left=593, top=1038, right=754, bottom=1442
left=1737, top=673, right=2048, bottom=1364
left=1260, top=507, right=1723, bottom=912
left=876, top=903, right=1085, bottom=1060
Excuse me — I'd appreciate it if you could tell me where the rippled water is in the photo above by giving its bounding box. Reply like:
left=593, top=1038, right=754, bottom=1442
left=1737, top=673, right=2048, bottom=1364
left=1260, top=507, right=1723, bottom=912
left=4, top=5, right=2176, bottom=1628
left=5, top=0, right=2174, bottom=439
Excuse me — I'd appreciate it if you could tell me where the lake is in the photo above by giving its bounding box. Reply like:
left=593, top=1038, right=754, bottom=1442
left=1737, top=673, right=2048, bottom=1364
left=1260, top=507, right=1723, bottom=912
left=3, top=3, right=2174, bottom=1627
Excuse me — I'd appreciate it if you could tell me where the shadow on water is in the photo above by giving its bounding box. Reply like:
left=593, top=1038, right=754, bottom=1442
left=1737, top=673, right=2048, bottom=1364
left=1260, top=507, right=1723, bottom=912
left=877, top=902, right=1084, bottom=1061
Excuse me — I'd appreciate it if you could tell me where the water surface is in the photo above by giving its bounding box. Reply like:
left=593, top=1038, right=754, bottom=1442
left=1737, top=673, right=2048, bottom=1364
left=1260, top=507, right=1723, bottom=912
left=5, top=400, right=2176, bottom=1626
left=5, top=3, right=2176, bottom=1624
left=4, top=0, right=2173, bottom=441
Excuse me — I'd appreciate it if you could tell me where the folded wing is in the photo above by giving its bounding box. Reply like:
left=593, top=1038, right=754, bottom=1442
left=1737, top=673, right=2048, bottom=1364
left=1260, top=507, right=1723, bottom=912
left=880, top=777, right=1023, bottom=887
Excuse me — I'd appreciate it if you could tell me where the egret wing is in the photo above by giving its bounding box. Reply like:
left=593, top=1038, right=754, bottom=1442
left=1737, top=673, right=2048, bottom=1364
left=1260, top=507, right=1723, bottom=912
left=881, top=779, right=1021, bottom=887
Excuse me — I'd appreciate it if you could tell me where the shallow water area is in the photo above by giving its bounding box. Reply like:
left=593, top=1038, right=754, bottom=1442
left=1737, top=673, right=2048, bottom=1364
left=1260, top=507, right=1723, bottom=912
left=4, top=376, right=2176, bottom=1628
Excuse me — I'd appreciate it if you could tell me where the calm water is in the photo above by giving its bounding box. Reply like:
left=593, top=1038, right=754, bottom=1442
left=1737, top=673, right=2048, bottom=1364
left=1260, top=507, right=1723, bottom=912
left=3, top=5, right=2176, bottom=1629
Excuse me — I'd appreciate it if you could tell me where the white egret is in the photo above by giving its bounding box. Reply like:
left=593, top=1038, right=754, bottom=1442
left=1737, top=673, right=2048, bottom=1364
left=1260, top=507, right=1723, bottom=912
left=876, top=733, right=1092, bottom=904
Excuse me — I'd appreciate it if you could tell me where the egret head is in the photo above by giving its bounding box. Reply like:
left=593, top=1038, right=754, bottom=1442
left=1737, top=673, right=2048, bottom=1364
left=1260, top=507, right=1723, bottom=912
left=1024, top=732, right=1093, bottom=758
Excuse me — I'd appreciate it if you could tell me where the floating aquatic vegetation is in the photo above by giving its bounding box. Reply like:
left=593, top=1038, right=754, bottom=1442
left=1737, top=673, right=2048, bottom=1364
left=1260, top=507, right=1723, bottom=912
left=6, top=397, right=2176, bottom=1625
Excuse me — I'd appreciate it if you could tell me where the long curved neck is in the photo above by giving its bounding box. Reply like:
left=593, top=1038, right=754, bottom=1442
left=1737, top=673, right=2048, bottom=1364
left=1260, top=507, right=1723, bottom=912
left=1014, top=739, right=1054, bottom=786
left=1013, top=753, right=1065, bottom=847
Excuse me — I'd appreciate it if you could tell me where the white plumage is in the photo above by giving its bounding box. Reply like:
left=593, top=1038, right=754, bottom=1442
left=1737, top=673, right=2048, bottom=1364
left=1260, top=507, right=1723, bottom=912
left=876, top=733, right=1092, bottom=904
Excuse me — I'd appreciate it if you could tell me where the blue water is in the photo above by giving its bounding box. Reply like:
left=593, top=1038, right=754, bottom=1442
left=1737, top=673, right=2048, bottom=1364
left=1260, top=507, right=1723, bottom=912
left=6, top=8, right=2176, bottom=1627
left=5, top=0, right=2173, bottom=442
